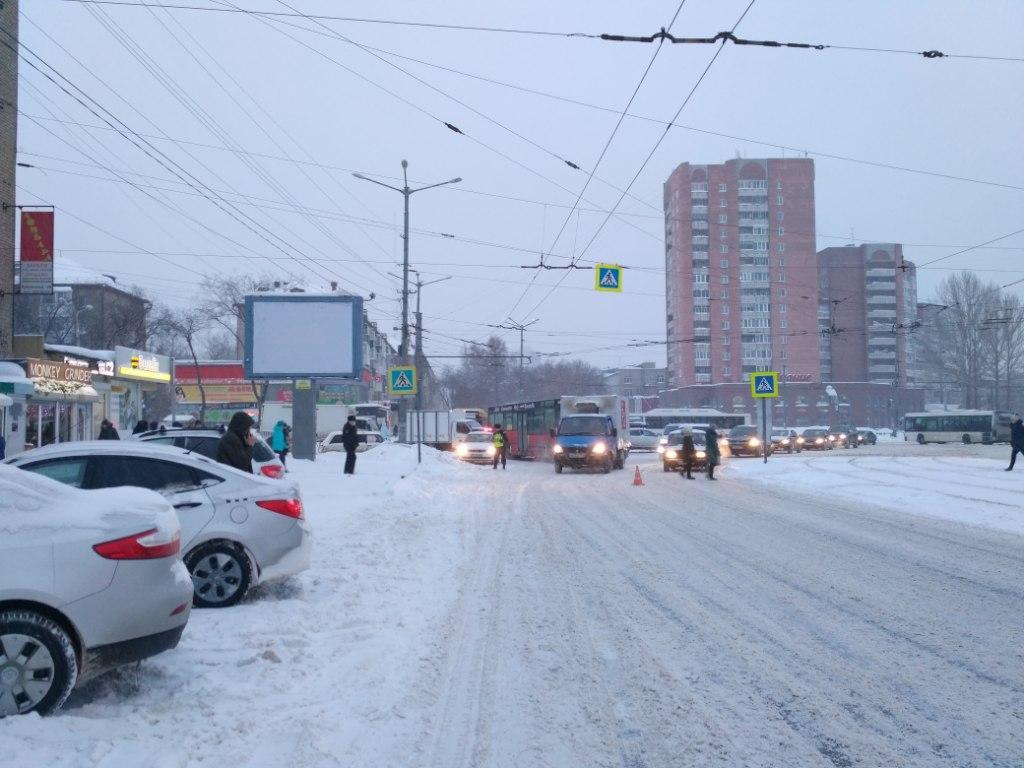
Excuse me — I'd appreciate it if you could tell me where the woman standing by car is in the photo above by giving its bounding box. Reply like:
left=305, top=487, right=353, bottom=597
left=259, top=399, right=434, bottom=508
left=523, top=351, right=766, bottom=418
left=705, top=425, right=721, bottom=480
left=271, top=419, right=290, bottom=469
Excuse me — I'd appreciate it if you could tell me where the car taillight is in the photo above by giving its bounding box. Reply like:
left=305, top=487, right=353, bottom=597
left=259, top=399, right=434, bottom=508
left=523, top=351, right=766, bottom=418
left=256, top=498, right=304, bottom=519
left=93, top=528, right=181, bottom=560
left=260, top=464, right=285, bottom=479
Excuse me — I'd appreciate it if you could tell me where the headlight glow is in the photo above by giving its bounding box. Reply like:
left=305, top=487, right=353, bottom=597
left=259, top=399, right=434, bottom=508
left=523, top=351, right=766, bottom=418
left=815, top=438, right=824, bottom=444
left=696, top=450, right=706, bottom=459
left=657, top=445, right=666, bottom=454
left=797, top=437, right=805, bottom=444
left=665, top=449, right=678, bottom=459
left=552, top=444, right=564, bottom=454
left=827, top=435, right=836, bottom=441
left=658, top=437, right=668, bottom=445
left=748, top=437, right=761, bottom=447
left=486, top=445, right=496, bottom=456
left=592, top=442, right=607, bottom=455
left=781, top=438, right=790, bottom=445
left=455, top=444, right=468, bottom=457
left=839, top=433, right=847, bottom=439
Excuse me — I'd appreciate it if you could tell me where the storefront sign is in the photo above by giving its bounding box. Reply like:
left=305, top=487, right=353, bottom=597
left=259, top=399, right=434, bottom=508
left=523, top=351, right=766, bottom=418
left=19, top=211, right=55, bottom=295
left=95, top=360, right=115, bottom=377
left=176, top=384, right=257, bottom=404
left=114, top=346, right=172, bottom=383
left=26, top=358, right=92, bottom=386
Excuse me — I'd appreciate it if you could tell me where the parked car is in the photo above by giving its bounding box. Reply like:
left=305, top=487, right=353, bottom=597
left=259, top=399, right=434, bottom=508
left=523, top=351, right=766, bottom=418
left=661, top=429, right=709, bottom=472
left=727, top=425, right=768, bottom=457
left=136, top=428, right=285, bottom=479
left=6, top=442, right=311, bottom=609
left=0, top=464, right=192, bottom=716
left=319, top=429, right=384, bottom=454
left=769, top=427, right=801, bottom=454
left=656, top=423, right=686, bottom=452
left=454, top=431, right=497, bottom=464
left=628, top=427, right=661, bottom=450
left=800, top=427, right=833, bottom=451
left=856, top=428, right=878, bottom=445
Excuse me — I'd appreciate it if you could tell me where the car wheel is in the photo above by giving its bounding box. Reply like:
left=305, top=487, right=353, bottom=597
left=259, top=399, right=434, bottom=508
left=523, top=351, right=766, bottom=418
left=663, top=463, right=670, bottom=472
left=0, top=611, right=78, bottom=717
left=185, top=541, right=253, bottom=609
left=554, top=462, right=563, bottom=474
left=916, top=433, right=926, bottom=445
left=602, top=457, right=612, bottom=474
left=962, top=433, right=972, bottom=445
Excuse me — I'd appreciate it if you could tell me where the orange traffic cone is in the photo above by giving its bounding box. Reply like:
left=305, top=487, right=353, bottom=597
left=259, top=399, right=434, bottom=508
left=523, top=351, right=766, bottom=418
left=633, top=465, right=644, bottom=486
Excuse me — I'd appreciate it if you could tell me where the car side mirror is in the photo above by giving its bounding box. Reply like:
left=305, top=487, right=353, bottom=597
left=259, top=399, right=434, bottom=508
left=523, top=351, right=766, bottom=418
left=549, top=428, right=556, bottom=438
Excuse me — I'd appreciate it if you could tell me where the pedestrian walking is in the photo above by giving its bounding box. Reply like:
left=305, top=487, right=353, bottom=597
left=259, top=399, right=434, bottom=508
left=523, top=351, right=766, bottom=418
left=491, top=424, right=508, bottom=470
left=1006, top=415, right=1024, bottom=471
left=705, top=425, right=721, bottom=480
left=341, top=415, right=360, bottom=475
left=270, top=419, right=291, bottom=468
left=680, top=426, right=696, bottom=479
left=0, top=433, right=6, bottom=461
left=131, top=419, right=149, bottom=435
left=216, top=411, right=255, bottom=473
left=98, top=419, right=120, bottom=440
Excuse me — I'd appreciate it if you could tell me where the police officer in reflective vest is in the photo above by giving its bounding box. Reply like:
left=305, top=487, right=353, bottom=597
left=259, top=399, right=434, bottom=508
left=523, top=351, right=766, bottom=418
left=492, top=424, right=508, bottom=470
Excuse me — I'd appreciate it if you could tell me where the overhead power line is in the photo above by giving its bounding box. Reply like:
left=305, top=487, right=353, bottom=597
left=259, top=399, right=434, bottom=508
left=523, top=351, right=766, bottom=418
left=56, top=0, right=1024, bottom=62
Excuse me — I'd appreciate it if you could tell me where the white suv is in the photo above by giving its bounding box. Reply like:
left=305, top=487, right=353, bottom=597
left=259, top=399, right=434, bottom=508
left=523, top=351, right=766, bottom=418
left=7, top=442, right=311, bottom=608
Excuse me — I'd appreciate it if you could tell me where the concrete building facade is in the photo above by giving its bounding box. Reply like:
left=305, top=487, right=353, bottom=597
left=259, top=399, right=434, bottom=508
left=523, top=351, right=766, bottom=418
left=664, top=158, right=819, bottom=388
left=603, top=361, right=667, bottom=399
left=817, top=244, right=917, bottom=385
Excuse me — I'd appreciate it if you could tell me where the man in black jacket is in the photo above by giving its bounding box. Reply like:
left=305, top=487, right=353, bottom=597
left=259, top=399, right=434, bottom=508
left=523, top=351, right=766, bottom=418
left=98, top=419, right=120, bottom=440
left=217, top=411, right=255, bottom=473
left=1006, top=416, right=1024, bottom=471
left=341, top=415, right=360, bottom=475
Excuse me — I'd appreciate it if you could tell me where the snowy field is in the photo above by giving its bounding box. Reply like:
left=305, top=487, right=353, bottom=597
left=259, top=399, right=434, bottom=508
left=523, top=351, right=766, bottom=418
left=2, top=442, right=1022, bottom=767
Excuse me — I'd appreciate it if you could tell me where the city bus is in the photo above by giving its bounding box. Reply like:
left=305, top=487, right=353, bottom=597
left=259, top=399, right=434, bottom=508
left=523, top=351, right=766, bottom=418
left=642, top=408, right=749, bottom=432
left=488, top=396, right=628, bottom=460
left=903, top=410, right=1015, bottom=444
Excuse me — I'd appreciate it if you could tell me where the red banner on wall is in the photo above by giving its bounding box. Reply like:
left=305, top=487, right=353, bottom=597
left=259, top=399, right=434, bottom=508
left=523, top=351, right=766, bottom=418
left=19, top=211, right=54, bottom=294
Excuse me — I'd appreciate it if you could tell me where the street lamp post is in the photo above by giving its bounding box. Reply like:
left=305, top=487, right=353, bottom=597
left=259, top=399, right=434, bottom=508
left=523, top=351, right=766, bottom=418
left=410, top=270, right=452, bottom=464
left=352, top=162, right=461, bottom=440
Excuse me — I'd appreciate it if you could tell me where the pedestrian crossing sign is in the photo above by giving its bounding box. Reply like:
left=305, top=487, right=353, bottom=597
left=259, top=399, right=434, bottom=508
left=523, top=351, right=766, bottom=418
left=595, top=264, right=623, bottom=293
left=750, top=371, right=779, bottom=399
left=388, top=366, right=417, bottom=396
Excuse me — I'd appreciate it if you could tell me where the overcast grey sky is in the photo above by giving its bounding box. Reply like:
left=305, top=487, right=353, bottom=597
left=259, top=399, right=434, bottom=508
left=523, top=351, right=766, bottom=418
left=16, top=0, right=1024, bottom=366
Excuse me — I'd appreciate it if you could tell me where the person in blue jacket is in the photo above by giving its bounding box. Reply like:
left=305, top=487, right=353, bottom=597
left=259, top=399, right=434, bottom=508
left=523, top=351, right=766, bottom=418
left=270, top=420, right=290, bottom=468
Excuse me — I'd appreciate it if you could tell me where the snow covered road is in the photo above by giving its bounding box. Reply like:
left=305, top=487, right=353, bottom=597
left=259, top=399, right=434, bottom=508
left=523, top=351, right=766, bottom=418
left=3, top=445, right=1022, bottom=767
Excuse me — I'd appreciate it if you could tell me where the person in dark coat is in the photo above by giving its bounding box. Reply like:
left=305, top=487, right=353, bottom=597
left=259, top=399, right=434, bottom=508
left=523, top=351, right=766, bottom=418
left=0, top=433, right=6, bottom=461
left=680, top=426, right=696, bottom=480
left=148, top=421, right=158, bottom=431
left=341, top=415, right=360, bottom=475
left=216, top=411, right=255, bottom=473
left=131, top=419, right=149, bottom=435
left=705, top=425, right=721, bottom=480
left=1006, top=416, right=1024, bottom=471
left=98, top=419, right=120, bottom=440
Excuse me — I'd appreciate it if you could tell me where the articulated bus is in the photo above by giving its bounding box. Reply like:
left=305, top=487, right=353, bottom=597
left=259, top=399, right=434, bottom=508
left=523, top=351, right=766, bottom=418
left=642, top=408, right=749, bottom=432
left=903, top=410, right=1014, bottom=444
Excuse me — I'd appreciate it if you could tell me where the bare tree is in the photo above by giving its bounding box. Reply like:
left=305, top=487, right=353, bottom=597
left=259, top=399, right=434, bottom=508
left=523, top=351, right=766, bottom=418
left=155, top=306, right=209, bottom=424
left=981, top=293, right=1024, bottom=411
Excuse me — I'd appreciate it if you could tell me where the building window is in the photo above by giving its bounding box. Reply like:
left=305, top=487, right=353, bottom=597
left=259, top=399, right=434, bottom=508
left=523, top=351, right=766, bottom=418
left=720, top=275, right=730, bottom=284
left=718, top=183, right=727, bottom=193
left=656, top=374, right=665, bottom=384
left=721, top=320, right=731, bottom=330
left=723, top=366, right=732, bottom=377
left=691, top=182, right=707, bottom=191
left=779, top=349, right=788, bottom=359
left=779, top=270, right=786, bottom=282
left=777, top=226, right=784, bottom=236
left=719, top=243, right=728, bottom=253
left=721, top=335, right=731, bottom=345
left=778, top=287, right=787, bottom=297
left=776, top=180, right=783, bottom=190
left=778, top=257, right=785, bottom=267
left=720, top=289, right=729, bottom=299
left=777, top=243, right=785, bottom=253
left=720, top=229, right=728, bottom=240
left=722, top=350, right=731, bottom=361
left=719, top=259, right=729, bottom=269
left=776, top=194, right=784, bottom=205
left=624, top=375, right=633, bottom=384
left=779, top=303, right=787, bottom=313
left=718, top=214, right=728, bottom=224
left=720, top=198, right=728, bottom=208
left=721, top=304, right=730, bottom=315
left=780, top=318, right=788, bottom=329
left=777, top=210, right=784, bottom=221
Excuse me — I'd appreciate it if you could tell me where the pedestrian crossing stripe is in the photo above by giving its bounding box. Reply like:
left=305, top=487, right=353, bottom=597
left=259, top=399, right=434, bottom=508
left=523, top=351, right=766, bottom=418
left=750, top=371, right=779, bottom=399
left=387, top=366, right=417, bottom=396
left=595, top=263, right=623, bottom=293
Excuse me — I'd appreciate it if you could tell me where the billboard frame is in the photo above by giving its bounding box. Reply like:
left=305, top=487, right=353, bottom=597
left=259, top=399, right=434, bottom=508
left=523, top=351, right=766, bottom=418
left=243, top=294, right=364, bottom=379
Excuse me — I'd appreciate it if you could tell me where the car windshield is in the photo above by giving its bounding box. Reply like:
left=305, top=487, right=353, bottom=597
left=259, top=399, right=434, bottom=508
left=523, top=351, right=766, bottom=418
left=803, top=429, right=825, bottom=437
left=667, top=431, right=707, bottom=446
left=465, top=433, right=492, bottom=443
left=559, top=417, right=608, bottom=436
left=772, top=428, right=790, bottom=437
left=730, top=426, right=758, bottom=438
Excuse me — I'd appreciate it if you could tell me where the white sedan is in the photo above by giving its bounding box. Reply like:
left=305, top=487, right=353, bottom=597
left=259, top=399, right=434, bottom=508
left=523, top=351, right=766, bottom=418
left=454, top=432, right=497, bottom=464
left=319, top=430, right=385, bottom=453
left=628, top=427, right=662, bottom=450
left=6, top=441, right=311, bottom=609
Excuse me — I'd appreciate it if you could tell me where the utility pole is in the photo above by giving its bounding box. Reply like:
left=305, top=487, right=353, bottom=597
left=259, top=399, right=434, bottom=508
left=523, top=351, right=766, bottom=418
left=489, top=317, right=540, bottom=368
left=0, top=0, right=19, bottom=358
left=411, top=271, right=451, bottom=464
left=352, top=162, right=461, bottom=439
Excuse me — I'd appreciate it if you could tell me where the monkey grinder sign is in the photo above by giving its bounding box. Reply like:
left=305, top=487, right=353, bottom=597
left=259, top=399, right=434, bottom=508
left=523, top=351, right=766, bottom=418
left=19, top=211, right=55, bottom=295
left=26, top=358, right=92, bottom=386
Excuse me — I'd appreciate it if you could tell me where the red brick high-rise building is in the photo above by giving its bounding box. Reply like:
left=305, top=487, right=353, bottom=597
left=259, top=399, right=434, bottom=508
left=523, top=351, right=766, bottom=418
left=664, top=158, right=819, bottom=387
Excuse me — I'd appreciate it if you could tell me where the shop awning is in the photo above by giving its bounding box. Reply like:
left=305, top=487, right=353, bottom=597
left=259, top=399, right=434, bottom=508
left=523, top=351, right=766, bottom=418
left=0, top=393, right=12, bottom=407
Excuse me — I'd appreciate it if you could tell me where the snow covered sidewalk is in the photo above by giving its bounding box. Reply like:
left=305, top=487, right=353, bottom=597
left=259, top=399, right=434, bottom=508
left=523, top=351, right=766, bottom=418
left=728, top=452, right=1024, bottom=536
left=0, top=444, right=479, bottom=767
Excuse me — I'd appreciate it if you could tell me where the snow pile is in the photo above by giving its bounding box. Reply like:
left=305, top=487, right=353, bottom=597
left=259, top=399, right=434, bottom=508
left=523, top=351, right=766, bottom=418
left=729, top=453, right=1024, bottom=535
left=0, top=442, right=479, bottom=766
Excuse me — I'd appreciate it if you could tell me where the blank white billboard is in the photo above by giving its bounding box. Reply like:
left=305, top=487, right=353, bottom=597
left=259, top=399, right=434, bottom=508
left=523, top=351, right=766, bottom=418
left=245, top=295, right=363, bottom=378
